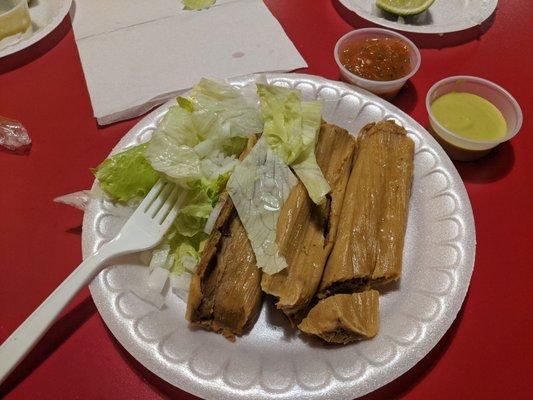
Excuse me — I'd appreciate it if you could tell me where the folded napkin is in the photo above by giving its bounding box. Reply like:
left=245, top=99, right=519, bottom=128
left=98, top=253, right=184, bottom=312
left=70, top=0, right=307, bottom=125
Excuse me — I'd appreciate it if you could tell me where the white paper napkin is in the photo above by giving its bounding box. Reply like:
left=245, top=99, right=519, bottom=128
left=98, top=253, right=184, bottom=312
left=70, top=0, right=307, bottom=125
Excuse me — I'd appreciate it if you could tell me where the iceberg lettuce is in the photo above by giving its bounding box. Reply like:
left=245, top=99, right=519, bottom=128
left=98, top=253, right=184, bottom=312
left=146, top=79, right=263, bottom=188
left=188, top=78, right=263, bottom=138
left=92, top=143, right=159, bottom=202
left=189, top=174, right=230, bottom=205
left=145, top=132, right=202, bottom=184
left=291, top=101, right=331, bottom=205
left=227, top=138, right=297, bottom=275
left=257, top=84, right=304, bottom=164
left=168, top=233, right=207, bottom=275
left=257, top=84, right=330, bottom=205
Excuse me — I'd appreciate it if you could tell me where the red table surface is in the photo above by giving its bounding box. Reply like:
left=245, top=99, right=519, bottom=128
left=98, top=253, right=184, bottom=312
left=1, top=1, right=532, bottom=399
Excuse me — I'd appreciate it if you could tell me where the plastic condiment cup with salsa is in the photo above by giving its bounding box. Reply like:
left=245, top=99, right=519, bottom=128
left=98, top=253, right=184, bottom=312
left=426, top=76, right=523, bottom=161
left=334, top=28, right=421, bottom=100
left=0, top=0, right=32, bottom=50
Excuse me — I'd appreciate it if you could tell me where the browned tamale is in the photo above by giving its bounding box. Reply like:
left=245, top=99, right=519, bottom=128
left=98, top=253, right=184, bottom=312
left=186, top=136, right=262, bottom=341
left=298, top=290, right=379, bottom=344
left=261, top=123, right=357, bottom=320
left=318, top=120, right=414, bottom=297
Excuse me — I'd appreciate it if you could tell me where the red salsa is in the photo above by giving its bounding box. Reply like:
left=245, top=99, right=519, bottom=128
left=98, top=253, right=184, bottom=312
left=339, top=37, right=411, bottom=81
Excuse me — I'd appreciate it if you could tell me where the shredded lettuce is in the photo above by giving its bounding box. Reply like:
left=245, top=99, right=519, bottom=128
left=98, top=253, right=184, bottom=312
left=179, top=186, right=213, bottom=218
left=167, top=231, right=208, bottom=275
left=148, top=183, right=213, bottom=275
left=257, top=84, right=330, bottom=205
left=173, top=213, right=206, bottom=237
left=199, top=152, right=238, bottom=181
left=146, top=79, right=262, bottom=188
left=227, top=138, right=297, bottom=275
left=170, top=240, right=202, bottom=275
left=221, top=136, right=248, bottom=156
left=257, top=84, right=304, bottom=164
left=145, top=132, right=202, bottom=184
left=188, top=78, right=263, bottom=138
left=182, top=0, right=216, bottom=11
left=189, top=174, right=229, bottom=205
left=291, top=101, right=331, bottom=205
left=151, top=106, right=202, bottom=147
left=92, top=143, right=160, bottom=202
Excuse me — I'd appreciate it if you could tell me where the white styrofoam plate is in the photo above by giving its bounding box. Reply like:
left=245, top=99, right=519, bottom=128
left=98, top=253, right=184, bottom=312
left=0, top=0, right=72, bottom=58
left=339, top=0, right=497, bottom=34
left=82, top=73, right=476, bottom=399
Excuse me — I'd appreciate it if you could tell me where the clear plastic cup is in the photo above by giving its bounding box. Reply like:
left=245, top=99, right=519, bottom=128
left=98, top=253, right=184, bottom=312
left=0, top=0, right=33, bottom=50
left=334, top=28, right=421, bottom=100
left=426, top=76, right=523, bottom=161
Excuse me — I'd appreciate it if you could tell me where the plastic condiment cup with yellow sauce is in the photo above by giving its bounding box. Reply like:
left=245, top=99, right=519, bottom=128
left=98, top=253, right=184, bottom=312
left=0, top=0, right=33, bottom=50
left=334, top=28, right=421, bottom=100
left=426, top=76, right=523, bottom=161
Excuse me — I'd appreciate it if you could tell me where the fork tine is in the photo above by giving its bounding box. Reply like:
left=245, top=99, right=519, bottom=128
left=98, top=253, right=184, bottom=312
left=139, top=179, right=165, bottom=212
left=160, top=191, right=185, bottom=229
left=156, top=185, right=179, bottom=224
left=147, top=182, right=174, bottom=217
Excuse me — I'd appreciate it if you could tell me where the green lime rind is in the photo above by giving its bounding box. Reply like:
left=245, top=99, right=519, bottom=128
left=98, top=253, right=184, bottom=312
left=376, top=0, right=435, bottom=16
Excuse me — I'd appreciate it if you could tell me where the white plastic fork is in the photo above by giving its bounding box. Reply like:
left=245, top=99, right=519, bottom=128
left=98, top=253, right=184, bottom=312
left=0, top=179, right=181, bottom=384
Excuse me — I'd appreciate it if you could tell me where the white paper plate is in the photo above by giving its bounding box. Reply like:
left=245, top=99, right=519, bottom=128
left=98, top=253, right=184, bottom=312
left=338, top=0, right=497, bottom=34
left=0, top=0, right=72, bottom=58
left=82, top=73, right=476, bottom=400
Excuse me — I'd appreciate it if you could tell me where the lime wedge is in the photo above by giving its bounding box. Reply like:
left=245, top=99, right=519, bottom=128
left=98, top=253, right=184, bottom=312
left=376, top=0, right=435, bottom=16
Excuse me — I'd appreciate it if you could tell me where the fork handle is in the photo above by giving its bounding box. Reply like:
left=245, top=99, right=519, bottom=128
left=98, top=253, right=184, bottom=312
left=0, top=247, right=114, bottom=384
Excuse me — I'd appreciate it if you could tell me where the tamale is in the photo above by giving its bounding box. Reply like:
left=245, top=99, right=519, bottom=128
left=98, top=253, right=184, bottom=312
left=371, top=122, right=414, bottom=282
left=186, top=136, right=262, bottom=341
left=298, top=290, right=379, bottom=344
left=261, top=123, right=356, bottom=320
left=318, top=120, right=414, bottom=297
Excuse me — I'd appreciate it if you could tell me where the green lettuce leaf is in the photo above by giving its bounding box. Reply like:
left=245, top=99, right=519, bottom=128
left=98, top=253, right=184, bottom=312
left=221, top=136, right=248, bottom=156
left=92, top=143, right=160, bottom=202
left=151, top=231, right=208, bottom=276
left=173, top=175, right=231, bottom=237
left=257, top=84, right=304, bottom=164
left=182, top=0, right=216, bottom=11
left=177, top=96, right=195, bottom=112
left=152, top=105, right=203, bottom=147
left=199, top=153, right=238, bottom=181
left=146, top=131, right=202, bottom=185
left=188, top=78, right=263, bottom=138
left=291, top=101, right=331, bottom=205
left=189, top=174, right=230, bottom=205
left=173, top=213, right=206, bottom=237
left=257, top=84, right=330, bottom=205
left=146, top=79, right=261, bottom=187
left=179, top=186, right=213, bottom=218
left=168, top=232, right=208, bottom=275
left=151, top=180, right=217, bottom=276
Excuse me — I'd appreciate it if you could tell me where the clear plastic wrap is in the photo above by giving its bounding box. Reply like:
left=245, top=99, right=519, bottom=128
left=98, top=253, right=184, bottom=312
left=0, top=116, right=31, bottom=153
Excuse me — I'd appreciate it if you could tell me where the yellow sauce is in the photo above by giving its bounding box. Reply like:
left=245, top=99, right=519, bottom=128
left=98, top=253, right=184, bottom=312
left=431, top=92, right=507, bottom=141
left=0, top=1, right=31, bottom=42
